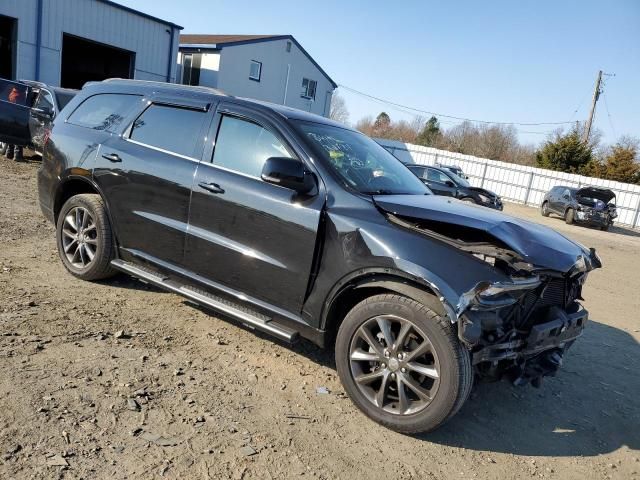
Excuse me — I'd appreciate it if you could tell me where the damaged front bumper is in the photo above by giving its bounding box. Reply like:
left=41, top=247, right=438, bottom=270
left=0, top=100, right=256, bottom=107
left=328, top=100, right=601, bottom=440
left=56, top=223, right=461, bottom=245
left=453, top=250, right=600, bottom=387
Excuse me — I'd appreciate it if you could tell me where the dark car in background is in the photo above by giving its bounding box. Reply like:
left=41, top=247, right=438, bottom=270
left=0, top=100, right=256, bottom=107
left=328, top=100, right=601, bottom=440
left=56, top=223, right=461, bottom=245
left=407, top=164, right=503, bottom=210
left=541, top=185, right=617, bottom=231
left=435, top=163, right=468, bottom=179
left=37, top=79, right=601, bottom=433
left=0, top=78, right=77, bottom=156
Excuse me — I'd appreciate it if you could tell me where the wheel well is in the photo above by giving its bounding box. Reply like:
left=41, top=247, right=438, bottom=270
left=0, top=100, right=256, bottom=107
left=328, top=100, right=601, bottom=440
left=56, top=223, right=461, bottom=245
left=323, top=277, right=445, bottom=344
left=54, top=179, right=99, bottom=224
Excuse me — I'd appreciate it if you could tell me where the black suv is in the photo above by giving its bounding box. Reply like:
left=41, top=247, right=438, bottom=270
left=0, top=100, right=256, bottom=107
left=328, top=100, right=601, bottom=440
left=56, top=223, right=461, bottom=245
left=407, top=164, right=503, bottom=210
left=541, top=185, right=617, bottom=231
left=38, top=80, right=601, bottom=433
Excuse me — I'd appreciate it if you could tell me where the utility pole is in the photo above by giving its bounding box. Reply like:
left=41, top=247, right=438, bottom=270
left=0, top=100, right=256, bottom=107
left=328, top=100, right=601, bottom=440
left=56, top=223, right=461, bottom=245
left=583, top=70, right=603, bottom=144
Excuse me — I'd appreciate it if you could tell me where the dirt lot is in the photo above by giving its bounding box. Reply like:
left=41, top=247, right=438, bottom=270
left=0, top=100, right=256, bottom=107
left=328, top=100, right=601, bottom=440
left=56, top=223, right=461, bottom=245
left=0, top=154, right=638, bottom=480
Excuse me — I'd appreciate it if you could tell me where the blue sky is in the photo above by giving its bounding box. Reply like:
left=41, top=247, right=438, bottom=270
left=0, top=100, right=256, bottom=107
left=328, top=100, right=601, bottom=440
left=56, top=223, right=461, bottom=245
left=119, top=0, right=639, bottom=146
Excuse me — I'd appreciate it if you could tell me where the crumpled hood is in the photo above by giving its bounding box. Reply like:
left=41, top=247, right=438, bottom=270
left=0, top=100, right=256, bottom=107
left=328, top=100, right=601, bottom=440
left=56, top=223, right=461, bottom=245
left=374, top=195, right=598, bottom=273
left=468, top=186, right=499, bottom=199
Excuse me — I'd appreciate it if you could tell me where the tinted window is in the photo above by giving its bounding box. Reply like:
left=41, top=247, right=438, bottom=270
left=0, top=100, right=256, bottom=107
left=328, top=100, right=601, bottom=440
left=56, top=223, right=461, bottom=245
left=426, top=168, right=452, bottom=184
left=408, top=166, right=426, bottom=178
left=130, top=104, right=209, bottom=158
left=68, top=94, right=141, bottom=131
left=212, top=116, right=292, bottom=177
left=55, top=91, right=75, bottom=110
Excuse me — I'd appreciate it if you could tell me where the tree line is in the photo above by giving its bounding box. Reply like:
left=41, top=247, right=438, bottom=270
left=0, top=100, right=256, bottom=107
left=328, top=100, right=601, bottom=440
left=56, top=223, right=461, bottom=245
left=329, top=93, right=640, bottom=185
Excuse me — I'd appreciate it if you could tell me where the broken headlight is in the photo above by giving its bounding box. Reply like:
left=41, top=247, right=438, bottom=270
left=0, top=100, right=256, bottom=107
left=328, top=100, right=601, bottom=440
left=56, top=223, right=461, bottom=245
left=457, top=276, right=541, bottom=315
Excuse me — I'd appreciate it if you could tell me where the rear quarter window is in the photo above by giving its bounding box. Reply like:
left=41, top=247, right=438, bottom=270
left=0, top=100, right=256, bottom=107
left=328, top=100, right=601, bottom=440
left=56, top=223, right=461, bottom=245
left=67, top=93, right=141, bottom=132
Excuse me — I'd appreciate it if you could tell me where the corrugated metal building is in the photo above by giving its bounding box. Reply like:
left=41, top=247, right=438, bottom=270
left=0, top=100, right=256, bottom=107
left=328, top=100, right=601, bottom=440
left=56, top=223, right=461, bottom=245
left=0, top=0, right=182, bottom=88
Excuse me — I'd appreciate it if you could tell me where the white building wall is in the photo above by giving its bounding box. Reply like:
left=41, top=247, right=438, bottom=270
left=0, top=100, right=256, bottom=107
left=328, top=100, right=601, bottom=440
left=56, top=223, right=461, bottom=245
left=0, top=0, right=180, bottom=85
left=200, top=52, right=220, bottom=88
left=213, top=39, right=334, bottom=117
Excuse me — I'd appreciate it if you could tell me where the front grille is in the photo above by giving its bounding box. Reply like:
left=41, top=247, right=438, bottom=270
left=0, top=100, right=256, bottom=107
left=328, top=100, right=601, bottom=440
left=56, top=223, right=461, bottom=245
left=539, top=278, right=566, bottom=307
left=520, top=280, right=566, bottom=313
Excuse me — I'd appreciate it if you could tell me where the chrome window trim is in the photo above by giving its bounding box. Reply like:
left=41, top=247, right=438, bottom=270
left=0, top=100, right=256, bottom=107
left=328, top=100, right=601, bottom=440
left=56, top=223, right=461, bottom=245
left=124, top=137, right=201, bottom=163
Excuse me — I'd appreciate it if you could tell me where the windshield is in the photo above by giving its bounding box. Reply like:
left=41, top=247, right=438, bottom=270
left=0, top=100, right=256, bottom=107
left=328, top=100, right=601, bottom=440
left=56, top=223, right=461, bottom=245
left=295, top=121, right=429, bottom=195
left=449, top=171, right=470, bottom=187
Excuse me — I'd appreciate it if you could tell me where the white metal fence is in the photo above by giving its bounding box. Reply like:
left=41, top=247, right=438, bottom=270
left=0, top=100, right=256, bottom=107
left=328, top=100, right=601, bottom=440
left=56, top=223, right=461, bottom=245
left=376, top=138, right=640, bottom=229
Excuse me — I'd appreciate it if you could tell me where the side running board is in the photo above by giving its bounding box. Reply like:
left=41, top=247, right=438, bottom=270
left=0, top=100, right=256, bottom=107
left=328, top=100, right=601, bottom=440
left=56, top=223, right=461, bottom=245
left=110, top=259, right=299, bottom=343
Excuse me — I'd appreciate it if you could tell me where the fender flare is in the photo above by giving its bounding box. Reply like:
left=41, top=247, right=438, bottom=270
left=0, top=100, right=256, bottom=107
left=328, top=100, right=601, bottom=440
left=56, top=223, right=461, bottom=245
left=319, top=268, right=457, bottom=331
left=54, top=173, right=121, bottom=251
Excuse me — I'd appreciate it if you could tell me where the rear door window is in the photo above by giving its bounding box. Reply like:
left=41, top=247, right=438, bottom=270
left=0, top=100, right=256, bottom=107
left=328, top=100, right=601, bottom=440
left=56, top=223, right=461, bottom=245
left=212, top=115, right=292, bottom=177
left=68, top=93, right=141, bottom=131
left=129, top=104, right=209, bottom=159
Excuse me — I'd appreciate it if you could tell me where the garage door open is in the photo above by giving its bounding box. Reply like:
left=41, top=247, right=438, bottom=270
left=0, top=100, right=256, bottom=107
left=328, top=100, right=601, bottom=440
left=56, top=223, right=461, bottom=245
left=0, top=15, right=17, bottom=80
left=61, top=34, right=134, bottom=89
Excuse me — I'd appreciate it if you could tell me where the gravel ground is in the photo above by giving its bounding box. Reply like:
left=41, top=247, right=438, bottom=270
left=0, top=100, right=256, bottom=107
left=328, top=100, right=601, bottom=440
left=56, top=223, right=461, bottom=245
left=0, top=154, right=638, bottom=479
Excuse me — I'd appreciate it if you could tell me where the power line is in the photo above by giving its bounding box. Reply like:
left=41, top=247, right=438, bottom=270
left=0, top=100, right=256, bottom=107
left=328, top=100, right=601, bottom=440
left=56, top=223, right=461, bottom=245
left=338, top=84, right=576, bottom=127
left=602, top=90, right=617, bottom=139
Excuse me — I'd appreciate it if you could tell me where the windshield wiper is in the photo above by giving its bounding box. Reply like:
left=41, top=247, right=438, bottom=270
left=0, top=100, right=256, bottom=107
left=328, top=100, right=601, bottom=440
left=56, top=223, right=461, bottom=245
left=361, top=189, right=396, bottom=195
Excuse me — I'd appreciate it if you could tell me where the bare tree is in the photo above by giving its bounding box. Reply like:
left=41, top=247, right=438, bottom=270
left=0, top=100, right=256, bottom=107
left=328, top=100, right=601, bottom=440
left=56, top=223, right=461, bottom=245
left=329, top=93, right=350, bottom=124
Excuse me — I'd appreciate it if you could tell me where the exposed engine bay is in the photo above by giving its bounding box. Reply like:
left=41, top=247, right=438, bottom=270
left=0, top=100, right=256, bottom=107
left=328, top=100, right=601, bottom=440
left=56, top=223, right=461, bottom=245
left=386, top=211, right=601, bottom=388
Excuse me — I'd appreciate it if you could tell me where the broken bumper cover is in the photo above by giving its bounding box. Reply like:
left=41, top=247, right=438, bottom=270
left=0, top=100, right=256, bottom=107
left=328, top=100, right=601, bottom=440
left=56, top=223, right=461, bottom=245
left=576, top=209, right=611, bottom=226
left=470, top=306, right=588, bottom=365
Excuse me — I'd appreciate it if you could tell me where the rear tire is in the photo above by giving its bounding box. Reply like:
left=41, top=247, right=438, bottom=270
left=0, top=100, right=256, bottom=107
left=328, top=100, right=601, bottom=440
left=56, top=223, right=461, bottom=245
left=461, top=197, right=476, bottom=204
left=56, top=194, right=117, bottom=281
left=335, top=294, right=473, bottom=433
left=565, top=208, right=575, bottom=225
left=601, top=224, right=609, bottom=231
left=541, top=201, right=550, bottom=217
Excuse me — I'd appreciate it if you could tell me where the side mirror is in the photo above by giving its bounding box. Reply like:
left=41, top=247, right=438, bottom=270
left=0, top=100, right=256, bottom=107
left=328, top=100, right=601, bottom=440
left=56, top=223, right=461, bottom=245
left=445, top=180, right=456, bottom=188
left=261, top=157, right=316, bottom=194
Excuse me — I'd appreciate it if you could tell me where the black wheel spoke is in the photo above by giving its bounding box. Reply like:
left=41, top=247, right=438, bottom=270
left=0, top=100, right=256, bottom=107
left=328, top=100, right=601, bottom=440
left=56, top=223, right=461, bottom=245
left=376, top=316, right=394, bottom=347
left=355, top=369, right=385, bottom=385
left=356, top=325, right=384, bottom=357
left=406, top=361, right=439, bottom=379
left=403, top=339, right=433, bottom=363
left=350, top=348, right=380, bottom=362
left=396, top=375, right=409, bottom=414
left=401, top=374, right=433, bottom=401
left=375, top=371, right=391, bottom=408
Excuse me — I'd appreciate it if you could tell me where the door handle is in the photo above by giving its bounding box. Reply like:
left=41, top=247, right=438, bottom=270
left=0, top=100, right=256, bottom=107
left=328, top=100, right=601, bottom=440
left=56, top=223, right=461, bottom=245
left=198, top=182, right=225, bottom=194
left=102, top=153, right=122, bottom=163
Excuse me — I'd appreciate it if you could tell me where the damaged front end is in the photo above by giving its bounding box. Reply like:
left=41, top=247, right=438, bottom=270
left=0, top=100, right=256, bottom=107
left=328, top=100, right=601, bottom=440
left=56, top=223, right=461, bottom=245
left=457, top=269, right=593, bottom=387
left=385, top=207, right=602, bottom=388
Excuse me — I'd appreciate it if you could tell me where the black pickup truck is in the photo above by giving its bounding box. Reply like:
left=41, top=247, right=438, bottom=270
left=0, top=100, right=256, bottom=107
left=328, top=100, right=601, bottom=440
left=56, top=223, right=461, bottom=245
left=0, top=78, right=76, bottom=155
left=37, top=79, right=601, bottom=433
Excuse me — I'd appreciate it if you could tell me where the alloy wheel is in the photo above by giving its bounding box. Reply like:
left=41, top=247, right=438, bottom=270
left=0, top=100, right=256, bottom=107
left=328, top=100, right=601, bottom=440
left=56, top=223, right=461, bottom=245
left=349, top=314, right=441, bottom=415
left=61, top=207, right=98, bottom=268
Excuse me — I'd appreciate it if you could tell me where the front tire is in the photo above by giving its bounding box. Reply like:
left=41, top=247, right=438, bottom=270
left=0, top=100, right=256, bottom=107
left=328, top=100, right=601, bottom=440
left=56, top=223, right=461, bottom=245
left=335, top=294, right=473, bottom=433
left=461, top=197, right=476, bottom=204
left=56, top=194, right=117, bottom=281
left=565, top=208, right=575, bottom=225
